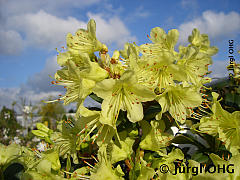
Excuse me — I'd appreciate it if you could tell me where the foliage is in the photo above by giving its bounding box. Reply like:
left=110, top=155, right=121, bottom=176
left=1, top=19, right=240, bottom=180
left=0, top=106, right=22, bottom=143
left=38, top=100, right=65, bottom=129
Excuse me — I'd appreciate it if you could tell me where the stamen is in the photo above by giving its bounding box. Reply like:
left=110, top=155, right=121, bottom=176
left=91, top=155, right=99, bottom=162
left=83, top=160, right=94, bottom=168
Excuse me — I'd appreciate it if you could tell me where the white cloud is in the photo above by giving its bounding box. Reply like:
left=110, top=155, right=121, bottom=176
left=2, top=9, right=136, bottom=54
left=22, top=56, right=63, bottom=93
left=178, top=11, right=240, bottom=44
left=180, top=0, right=198, bottom=9
left=0, top=87, right=62, bottom=113
left=1, top=0, right=101, bottom=17
left=0, top=54, right=101, bottom=111
left=0, top=30, right=24, bottom=55
left=0, top=56, right=63, bottom=110
left=209, top=60, right=229, bottom=78
left=133, top=6, right=150, bottom=18
left=21, top=90, right=61, bottom=103
left=84, top=96, right=101, bottom=108
left=0, top=0, right=136, bottom=111
left=87, top=12, right=137, bottom=48
left=0, top=87, right=20, bottom=109
left=7, top=10, right=86, bottom=50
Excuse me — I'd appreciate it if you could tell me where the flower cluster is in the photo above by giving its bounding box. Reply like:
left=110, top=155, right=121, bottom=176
left=1, top=19, right=240, bottom=180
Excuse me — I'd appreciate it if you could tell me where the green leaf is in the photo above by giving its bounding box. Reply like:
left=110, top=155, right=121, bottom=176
left=32, top=130, right=48, bottom=138
left=143, top=104, right=161, bottom=121
left=108, top=138, right=135, bottom=164
left=37, top=159, right=52, bottom=174
left=171, top=134, right=207, bottom=150
left=0, top=143, right=21, bottom=167
left=43, top=149, right=61, bottom=171
left=137, top=158, right=155, bottom=180
left=191, top=153, right=209, bottom=163
left=66, top=154, right=71, bottom=172
left=72, top=167, right=90, bottom=178
left=89, top=93, right=103, bottom=103
left=115, top=165, right=125, bottom=177
left=140, top=120, right=173, bottom=151
left=36, top=123, right=50, bottom=133
left=171, top=134, right=196, bottom=144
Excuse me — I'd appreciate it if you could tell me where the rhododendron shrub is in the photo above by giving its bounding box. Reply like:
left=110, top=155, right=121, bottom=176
left=1, top=19, right=240, bottom=180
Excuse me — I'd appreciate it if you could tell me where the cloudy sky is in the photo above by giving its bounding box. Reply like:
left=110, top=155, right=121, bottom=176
left=0, top=0, right=240, bottom=111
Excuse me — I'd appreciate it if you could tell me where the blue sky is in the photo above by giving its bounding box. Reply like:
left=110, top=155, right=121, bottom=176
left=0, top=0, right=240, bottom=109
